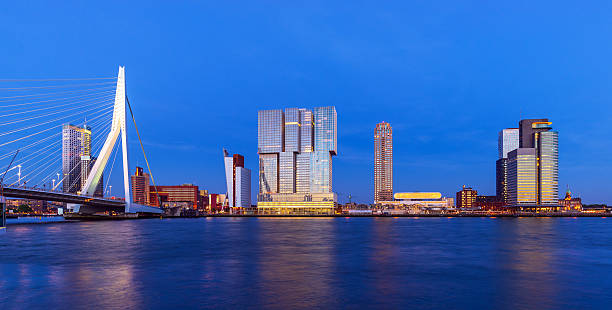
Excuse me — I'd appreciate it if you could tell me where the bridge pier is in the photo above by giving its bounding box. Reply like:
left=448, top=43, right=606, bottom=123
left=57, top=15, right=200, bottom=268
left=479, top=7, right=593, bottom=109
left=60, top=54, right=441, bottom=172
left=1, top=196, right=6, bottom=233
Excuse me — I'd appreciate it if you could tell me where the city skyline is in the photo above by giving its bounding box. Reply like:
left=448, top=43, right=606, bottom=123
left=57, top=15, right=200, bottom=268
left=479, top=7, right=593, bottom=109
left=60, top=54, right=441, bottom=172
left=2, top=2, right=611, bottom=204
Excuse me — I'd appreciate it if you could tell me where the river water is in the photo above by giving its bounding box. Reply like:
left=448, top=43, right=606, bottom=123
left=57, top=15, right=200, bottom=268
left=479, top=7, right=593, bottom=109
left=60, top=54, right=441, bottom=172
left=1, top=217, right=611, bottom=309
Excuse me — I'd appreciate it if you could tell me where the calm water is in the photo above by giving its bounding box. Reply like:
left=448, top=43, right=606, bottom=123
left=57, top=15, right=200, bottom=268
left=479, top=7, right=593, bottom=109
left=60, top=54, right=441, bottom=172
left=1, top=217, right=611, bottom=309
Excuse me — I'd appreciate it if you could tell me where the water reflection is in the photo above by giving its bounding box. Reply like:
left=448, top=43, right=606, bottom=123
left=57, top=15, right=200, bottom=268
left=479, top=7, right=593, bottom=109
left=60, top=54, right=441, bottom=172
left=0, top=218, right=611, bottom=309
left=496, top=218, right=558, bottom=309
left=256, top=218, right=335, bottom=309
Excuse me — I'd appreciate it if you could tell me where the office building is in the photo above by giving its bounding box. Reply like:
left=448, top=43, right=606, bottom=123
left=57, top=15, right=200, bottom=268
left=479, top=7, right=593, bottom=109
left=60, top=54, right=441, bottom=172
left=131, top=166, right=150, bottom=205
left=257, top=107, right=337, bottom=215
left=519, top=118, right=550, bottom=148
left=456, top=186, right=477, bottom=208
left=149, top=184, right=200, bottom=210
left=224, top=150, right=251, bottom=209
left=496, top=128, right=519, bottom=204
left=374, top=122, right=393, bottom=203
left=62, top=124, right=91, bottom=194
left=508, top=119, right=559, bottom=208
left=498, top=128, right=519, bottom=158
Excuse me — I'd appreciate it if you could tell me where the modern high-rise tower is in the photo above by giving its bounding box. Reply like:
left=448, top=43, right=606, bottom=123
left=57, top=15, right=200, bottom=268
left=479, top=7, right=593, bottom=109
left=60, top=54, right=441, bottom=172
left=374, top=122, right=393, bottom=203
left=224, top=150, right=251, bottom=209
left=496, top=128, right=519, bottom=204
left=257, top=106, right=337, bottom=215
left=62, top=124, right=91, bottom=194
left=508, top=119, right=559, bottom=208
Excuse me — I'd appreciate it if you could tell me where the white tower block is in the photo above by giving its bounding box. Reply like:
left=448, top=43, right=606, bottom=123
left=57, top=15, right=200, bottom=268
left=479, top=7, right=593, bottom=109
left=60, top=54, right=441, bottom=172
left=81, top=66, right=132, bottom=212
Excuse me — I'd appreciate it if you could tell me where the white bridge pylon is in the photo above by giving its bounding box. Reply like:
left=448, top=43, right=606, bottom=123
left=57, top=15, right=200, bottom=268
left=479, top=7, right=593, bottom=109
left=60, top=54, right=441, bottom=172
left=81, top=66, right=132, bottom=212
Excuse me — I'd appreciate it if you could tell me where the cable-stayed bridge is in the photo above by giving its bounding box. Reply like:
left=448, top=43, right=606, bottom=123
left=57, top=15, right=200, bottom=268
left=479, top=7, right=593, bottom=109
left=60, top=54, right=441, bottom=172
left=0, top=67, right=161, bottom=215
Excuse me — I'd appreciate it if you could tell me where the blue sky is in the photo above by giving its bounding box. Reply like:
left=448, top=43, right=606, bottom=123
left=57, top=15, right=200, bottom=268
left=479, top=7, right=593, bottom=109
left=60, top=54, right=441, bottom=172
left=2, top=1, right=612, bottom=204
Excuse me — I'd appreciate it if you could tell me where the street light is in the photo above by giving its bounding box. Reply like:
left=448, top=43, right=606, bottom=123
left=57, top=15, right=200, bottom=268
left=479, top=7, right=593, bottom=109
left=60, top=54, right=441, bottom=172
left=52, top=179, right=56, bottom=190
left=56, top=172, right=60, bottom=191
left=109, top=185, right=112, bottom=197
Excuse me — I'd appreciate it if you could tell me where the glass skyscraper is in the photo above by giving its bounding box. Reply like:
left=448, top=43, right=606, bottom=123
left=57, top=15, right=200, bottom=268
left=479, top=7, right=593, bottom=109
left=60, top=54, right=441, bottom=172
left=496, top=128, right=519, bottom=204
left=257, top=107, right=337, bottom=215
left=507, top=119, right=559, bottom=208
left=498, top=128, right=519, bottom=159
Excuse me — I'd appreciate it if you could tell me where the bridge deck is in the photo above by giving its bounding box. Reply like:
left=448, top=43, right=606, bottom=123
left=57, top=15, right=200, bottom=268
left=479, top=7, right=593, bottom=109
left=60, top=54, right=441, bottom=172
left=1, top=186, right=162, bottom=214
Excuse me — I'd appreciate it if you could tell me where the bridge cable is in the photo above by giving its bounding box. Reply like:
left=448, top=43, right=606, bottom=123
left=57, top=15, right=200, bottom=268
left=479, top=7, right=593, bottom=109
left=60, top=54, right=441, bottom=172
left=65, top=123, right=114, bottom=192
left=102, top=134, right=121, bottom=196
left=125, top=95, right=161, bottom=207
left=0, top=108, right=113, bottom=161
left=0, top=104, right=113, bottom=142
left=41, top=115, right=113, bottom=190
left=0, top=81, right=116, bottom=91
left=0, top=96, right=114, bottom=126
left=0, top=95, right=114, bottom=125
left=0, top=77, right=115, bottom=82
left=1, top=110, right=113, bottom=188
left=0, top=89, right=114, bottom=109
left=0, top=85, right=115, bottom=102
left=0, top=150, right=19, bottom=197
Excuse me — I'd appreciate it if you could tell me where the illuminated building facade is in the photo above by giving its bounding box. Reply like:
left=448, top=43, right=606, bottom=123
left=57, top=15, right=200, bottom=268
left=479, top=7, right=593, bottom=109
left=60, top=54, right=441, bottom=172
left=456, top=186, right=477, bottom=208
left=496, top=128, right=518, bottom=204
left=508, top=119, right=559, bottom=208
left=149, top=184, right=200, bottom=210
left=224, top=150, right=251, bottom=209
left=375, top=192, right=454, bottom=213
left=374, top=122, right=393, bottom=203
left=257, top=106, right=337, bottom=215
left=508, top=148, right=537, bottom=205
left=558, top=188, right=582, bottom=212
left=131, top=166, right=150, bottom=205
left=62, top=123, right=91, bottom=194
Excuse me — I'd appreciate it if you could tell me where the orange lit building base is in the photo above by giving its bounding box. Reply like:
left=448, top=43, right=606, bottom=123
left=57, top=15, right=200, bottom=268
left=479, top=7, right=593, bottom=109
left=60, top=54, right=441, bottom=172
left=257, top=201, right=335, bottom=215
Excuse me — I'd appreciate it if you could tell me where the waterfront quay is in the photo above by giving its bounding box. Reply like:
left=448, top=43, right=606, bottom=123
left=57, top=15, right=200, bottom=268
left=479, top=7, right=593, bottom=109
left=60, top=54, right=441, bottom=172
left=55, top=211, right=611, bottom=222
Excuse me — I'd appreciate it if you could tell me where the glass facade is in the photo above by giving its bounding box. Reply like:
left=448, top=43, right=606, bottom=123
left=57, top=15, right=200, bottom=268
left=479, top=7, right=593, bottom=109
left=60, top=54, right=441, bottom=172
left=258, top=110, right=283, bottom=154
left=258, top=154, right=278, bottom=194
left=508, top=148, right=538, bottom=205
left=257, top=107, right=337, bottom=212
left=278, top=151, right=296, bottom=193
left=314, top=106, right=337, bottom=155
left=299, top=108, right=314, bottom=152
left=507, top=120, right=559, bottom=207
left=496, top=128, right=518, bottom=204
left=495, top=158, right=509, bottom=204
left=284, top=108, right=300, bottom=152
left=498, top=128, right=519, bottom=159
left=310, top=151, right=332, bottom=193
left=374, top=122, right=393, bottom=203
left=537, top=131, right=559, bottom=205
left=295, top=153, right=311, bottom=193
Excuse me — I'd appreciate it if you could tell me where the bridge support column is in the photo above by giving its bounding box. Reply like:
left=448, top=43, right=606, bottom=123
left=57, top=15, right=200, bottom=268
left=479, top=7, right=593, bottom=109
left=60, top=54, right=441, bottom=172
left=81, top=66, right=132, bottom=213
left=1, top=196, right=6, bottom=232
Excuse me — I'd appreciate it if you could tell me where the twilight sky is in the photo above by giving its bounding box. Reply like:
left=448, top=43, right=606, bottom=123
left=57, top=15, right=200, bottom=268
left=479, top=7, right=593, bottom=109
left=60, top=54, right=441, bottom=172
left=2, top=1, right=612, bottom=204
